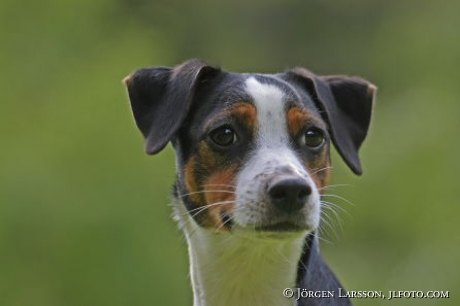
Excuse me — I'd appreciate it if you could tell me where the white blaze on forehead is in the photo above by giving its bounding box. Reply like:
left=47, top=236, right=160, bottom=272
left=236, top=77, right=319, bottom=229
left=245, top=77, right=288, bottom=147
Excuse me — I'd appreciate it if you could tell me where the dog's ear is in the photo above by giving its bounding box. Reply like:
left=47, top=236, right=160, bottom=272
left=287, top=68, right=376, bottom=175
left=124, top=59, right=220, bottom=154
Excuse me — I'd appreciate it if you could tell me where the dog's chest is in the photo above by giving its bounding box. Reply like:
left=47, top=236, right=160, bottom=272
left=183, top=222, right=305, bottom=306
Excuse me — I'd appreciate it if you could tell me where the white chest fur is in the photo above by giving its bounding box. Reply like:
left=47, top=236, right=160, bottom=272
left=176, top=202, right=305, bottom=306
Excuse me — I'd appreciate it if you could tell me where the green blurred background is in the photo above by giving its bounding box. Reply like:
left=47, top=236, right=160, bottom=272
left=1, top=0, right=459, bottom=305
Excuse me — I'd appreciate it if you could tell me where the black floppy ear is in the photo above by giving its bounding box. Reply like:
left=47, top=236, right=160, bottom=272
left=288, top=68, right=376, bottom=175
left=123, top=59, right=220, bottom=154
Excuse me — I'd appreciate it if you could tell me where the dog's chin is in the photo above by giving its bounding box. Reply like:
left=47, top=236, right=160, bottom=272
left=255, top=221, right=310, bottom=233
left=232, top=222, right=313, bottom=241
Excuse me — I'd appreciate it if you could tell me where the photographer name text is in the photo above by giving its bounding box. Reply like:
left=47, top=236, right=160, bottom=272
left=283, top=288, right=449, bottom=300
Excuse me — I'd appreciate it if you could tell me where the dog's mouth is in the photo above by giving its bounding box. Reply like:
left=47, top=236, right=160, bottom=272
left=220, top=213, right=307, bottom=234
left=218, top=203, right=315, bottom=234
left=255, top=221, right=308, bottom=233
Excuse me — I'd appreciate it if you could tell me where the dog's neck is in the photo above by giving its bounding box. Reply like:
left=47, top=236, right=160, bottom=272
left=174, top=199, right=307, bottom=306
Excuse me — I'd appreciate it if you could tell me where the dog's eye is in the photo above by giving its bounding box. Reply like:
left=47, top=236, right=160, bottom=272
left=302, top=128, right=326, bottom=148
left=209, top=126, right=237, bottom=147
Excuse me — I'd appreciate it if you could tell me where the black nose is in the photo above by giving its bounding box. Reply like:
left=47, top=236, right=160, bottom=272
left=268, top=178, right=311, bottom=213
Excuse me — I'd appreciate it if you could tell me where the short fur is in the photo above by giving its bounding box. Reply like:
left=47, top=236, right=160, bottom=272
left=124, top=59, right=376, bottom=306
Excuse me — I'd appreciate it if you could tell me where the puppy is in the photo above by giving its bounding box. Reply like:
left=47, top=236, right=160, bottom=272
left=124, top=59, right=376, bottom=306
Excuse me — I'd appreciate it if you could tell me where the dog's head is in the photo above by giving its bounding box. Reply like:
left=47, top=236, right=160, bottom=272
left=124, top=59, right=375, bottom=237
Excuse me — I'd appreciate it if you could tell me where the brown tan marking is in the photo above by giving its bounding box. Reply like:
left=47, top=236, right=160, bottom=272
left=183, top=103, right=257, bottom=230
left=286, top=107, right=326, bottom=137
left=230, top=103, right=257, bottom=131
left=184, top=157, right=203, bottom=203
left=307, top=160, right=331, bottom=194
left=203, top=165, right=238, bottom=230
left=184, top=154, right=217, bottom=228
left=204, top=102, right=257, bottom=134
left=286, top=107, right=331, bottom=193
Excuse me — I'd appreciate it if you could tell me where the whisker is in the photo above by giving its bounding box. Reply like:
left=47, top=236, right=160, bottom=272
left=319, top=212, right=340, bottom=241
left=319, top=194, right=352, bottom=242
left=318, top=183, right=353, bottom=191
left=178, top=189, right=236, bottom=198
left=188, top=201, right=236, bottom=219
left=201, top=183, right=236, bottom=189
left=321, top=205, right=344, bottom=223
left=324, top=207, right=345, bottom=233
left=310, top=166, right=334, bottom=175
left=321, top=201, right=350, bottom=216
left=321, top=194, right=355, bottom=206
left=315, top=227, right=333, bottom=244
left=319, top=212, right=337, bottom=234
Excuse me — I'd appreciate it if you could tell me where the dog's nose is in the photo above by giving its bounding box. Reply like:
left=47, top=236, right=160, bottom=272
left=268, top=178, right=311, bottom=213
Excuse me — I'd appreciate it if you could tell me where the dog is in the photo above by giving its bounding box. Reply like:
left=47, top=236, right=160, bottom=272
left=123, top=59, right=376, bottom=306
